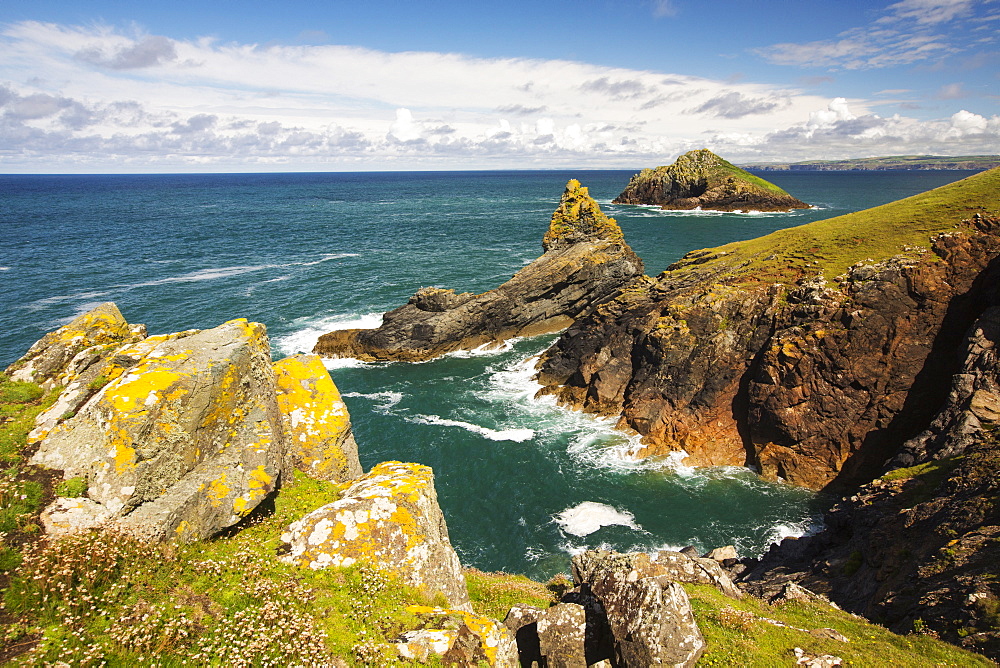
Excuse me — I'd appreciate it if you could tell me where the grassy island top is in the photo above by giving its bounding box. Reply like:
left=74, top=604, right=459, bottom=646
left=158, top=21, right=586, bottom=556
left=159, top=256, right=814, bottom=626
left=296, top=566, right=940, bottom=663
left=644, top=148, right=795, bottom=197
left=666, top=165, right=1000, bottom=284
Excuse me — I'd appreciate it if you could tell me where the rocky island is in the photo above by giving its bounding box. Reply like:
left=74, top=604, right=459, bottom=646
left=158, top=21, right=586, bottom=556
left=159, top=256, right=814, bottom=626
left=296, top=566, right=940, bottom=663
left=614, top=148, right=811, bottom=212
left=313, top=179, right=643, bottom=362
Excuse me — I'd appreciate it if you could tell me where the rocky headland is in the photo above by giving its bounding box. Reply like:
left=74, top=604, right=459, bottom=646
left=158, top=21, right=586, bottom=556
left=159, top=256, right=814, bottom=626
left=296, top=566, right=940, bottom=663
left=313, top=179, right=644, bottom=362
left=538, top=166, right=1000, bottom=492
left=613, top=148, right=811, bottom=212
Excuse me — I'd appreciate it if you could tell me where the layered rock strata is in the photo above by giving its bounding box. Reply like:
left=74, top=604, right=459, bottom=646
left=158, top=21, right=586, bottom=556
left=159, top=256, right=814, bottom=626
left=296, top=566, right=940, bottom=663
left=613, top=149, right=810, bottom=212
left=279, top=461, right=473, bottom=612
left=537, top=170, right=1000, bottom=491
left=9, top=304, right=363, bottom=541
left=314, top=179, right=644, bottom=362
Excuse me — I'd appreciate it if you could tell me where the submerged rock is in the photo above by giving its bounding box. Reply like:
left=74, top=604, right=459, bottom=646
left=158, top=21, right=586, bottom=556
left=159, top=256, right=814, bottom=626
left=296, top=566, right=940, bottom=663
left=314, top=179, right=643, bottom=362
left=613, top=149, right=810, bottom=212
left=21, top=304, right=363, bottom=542
left=280, top=461, right=472, bottom=612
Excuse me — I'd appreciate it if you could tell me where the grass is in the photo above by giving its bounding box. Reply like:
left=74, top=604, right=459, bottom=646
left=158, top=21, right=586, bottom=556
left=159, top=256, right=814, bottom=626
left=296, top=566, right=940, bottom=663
left=463, top=569, right=561, bottom=620
left=687, top=583, right=995, bottom=667
left=667, top=166, right=1000, bottom=284
left=879, top=456, right=965, bottom=508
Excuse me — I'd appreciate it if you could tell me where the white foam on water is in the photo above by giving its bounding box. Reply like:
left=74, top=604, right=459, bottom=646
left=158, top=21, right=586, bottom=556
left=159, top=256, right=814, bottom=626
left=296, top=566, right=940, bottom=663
left=25, top=290, right=112, bottom=311
left=321, top=357, right=368, bottom=370
left=0, top=266, right=9, bottom=271
left=128, top=264, right=280, bottom=288
left=554, top=501, right=641, bottom=537
left=272, top=312, right=383, bottom=357
left=767, top=519, right=822, bottom=547
left=408, top=414, right=535, bottom=442
left=342, top=391, right=403, bottom=413
left=444, top=337, right=523, bottom=359
left=299, top=253, right=360, bottom=266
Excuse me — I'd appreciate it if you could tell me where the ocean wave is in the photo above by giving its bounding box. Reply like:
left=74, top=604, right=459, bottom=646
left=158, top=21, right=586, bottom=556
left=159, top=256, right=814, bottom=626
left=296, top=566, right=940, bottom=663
left=0, top=266, right=10, bottom=271
left=128, top=264, right=279, bottom=288
left=342, top=391, right=403, bottom=413
left=272, top=312, right=383, bottom=357
left=444, top=338, right=523, bottom=359
left=299, top=253, right=360, bottom=266
left=24, top=290, right=112, bottom=311
left=554, top=501, right=641, bottom=537
left=408, top=414, right=535, bottom=442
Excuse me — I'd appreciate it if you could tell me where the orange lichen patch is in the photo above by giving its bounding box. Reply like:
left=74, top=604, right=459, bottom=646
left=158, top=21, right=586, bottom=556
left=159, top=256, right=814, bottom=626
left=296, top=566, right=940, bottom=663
left=207, top=473, right=230, bottom=506
left=106, top=367, right=183, bottom=413
left=403, top=606, right=510, bottom=665
left=273, top=354, right=359, bottom=481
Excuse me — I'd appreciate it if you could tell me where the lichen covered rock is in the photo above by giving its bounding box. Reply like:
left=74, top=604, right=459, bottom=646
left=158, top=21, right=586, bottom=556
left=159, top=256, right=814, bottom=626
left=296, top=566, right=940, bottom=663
left=571, top=550, right=706, bottom=667
left=392, top=605, right=517, bottom=666
left=31, top=318, right=284, bottom=541
left=5, top=302, right=146, bottom=388
left=280, top=461, right=472, bottom=611
left=273, top=354, right=363, bottom=483
left=314, top=180, right=643, bottom=362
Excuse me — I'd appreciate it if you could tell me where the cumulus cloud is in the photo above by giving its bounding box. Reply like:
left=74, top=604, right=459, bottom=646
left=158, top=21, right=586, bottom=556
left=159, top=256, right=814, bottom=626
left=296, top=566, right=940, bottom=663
left=580, top=77, right=649, bottom=99
left=496, top=104, right=548, bottom=115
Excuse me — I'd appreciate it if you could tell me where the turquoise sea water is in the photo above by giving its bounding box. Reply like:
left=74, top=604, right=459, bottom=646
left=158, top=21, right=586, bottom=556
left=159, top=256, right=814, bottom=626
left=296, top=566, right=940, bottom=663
left=0, top=169, right=979, bottom=578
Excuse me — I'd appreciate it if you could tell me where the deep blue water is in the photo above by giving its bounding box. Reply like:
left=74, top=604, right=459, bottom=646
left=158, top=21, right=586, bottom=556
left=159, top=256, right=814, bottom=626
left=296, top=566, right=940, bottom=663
left=0, top=169, right=979, bottom=578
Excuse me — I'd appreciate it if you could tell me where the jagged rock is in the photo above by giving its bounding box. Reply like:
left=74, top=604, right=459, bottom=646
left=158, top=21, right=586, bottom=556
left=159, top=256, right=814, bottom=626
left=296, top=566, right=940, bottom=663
left=892, top=305, right=1000, bottom=467
left=5, top=302, right=146, bottom=389
left=571, top=550, right=706, bottom=667
left=32, top=318, right=284, bottom=541
left=22, top=304, right=364, bottom=542
left=391, top=605, right=517, bottom=667
left=273, top=354, right=363, bottom=483
left=770, top=583, right=838, bottom=608
left=314, top=179, right=643, bottom=362
left=704, top=545, right=739, bottom=562
left=613, top=149, right=810, bottom=212
left=537, top=172, right=1000, bottom=490
left=574, top=549, right=742, bottom=600
left=536, top=603, right=588, bottom=668
left=280, top=461, right=472, bottom=611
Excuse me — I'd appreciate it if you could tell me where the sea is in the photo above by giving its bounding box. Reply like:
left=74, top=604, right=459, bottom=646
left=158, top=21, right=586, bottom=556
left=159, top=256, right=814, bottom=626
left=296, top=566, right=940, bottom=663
left=0, top=169, right=980, bottom=579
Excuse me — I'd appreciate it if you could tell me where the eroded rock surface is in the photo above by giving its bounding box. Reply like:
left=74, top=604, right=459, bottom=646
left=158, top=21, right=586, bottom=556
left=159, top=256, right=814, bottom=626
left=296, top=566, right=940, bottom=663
left=18, top=304, right=363, bottom=542
left=537, top=212, right=1000, bottom=490
left=280, top=461, right=472, bottom=612
left=314, top=179, right=643, bottom=362
left=613, top=149, right=810, bottom=212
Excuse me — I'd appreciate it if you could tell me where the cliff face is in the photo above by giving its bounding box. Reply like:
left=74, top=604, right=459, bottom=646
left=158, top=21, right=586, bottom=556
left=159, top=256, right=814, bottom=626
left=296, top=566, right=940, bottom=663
left=537, top=168, right=1000, bottom=491
left=314, top=180, right=644, bottom=362
left=613, top=149, right=810, bottom=212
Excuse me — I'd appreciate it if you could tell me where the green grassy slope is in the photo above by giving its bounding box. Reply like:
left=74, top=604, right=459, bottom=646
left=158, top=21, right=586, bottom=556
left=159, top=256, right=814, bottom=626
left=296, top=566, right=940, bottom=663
left=668, top=166, right=1000, bottom=283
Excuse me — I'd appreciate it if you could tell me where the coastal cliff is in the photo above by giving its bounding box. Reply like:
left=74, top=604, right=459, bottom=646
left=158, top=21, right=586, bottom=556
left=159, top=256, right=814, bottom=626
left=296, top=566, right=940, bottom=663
left=313, top=179, right=643, bottom=362
left=538, top=167, right=1000, bottom=491
left=613, top=149, right=810, bottom=212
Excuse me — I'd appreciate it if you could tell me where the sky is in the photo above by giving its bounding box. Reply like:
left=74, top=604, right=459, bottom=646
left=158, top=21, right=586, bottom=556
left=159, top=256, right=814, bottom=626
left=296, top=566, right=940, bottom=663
left=0, top=0, right=997, bottom=172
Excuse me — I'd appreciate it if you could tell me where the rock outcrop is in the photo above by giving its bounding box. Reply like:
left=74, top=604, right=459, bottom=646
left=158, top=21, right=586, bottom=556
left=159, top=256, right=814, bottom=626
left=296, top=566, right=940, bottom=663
left=314, top=179, right=644, bottom=362
left=613, top=149, right=810, bottom=212
left=537, top=168, right=1000, bottom=491
left=739, top=428, right=1000, bottom=660
left=392, top=605, right=518, bottom=666
left=279, top=461, right=472, bottom=612
left=10, top=304, right=363, bottom=541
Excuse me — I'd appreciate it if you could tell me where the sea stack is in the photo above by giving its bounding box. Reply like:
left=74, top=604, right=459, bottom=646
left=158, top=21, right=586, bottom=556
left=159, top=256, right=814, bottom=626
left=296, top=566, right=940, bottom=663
left=314, top=179, right=644, bottom=362
left=614, top=149, right=810, bottom=212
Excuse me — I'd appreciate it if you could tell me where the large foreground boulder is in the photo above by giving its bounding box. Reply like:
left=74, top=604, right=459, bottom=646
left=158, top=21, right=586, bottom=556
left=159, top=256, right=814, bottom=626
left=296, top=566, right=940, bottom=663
left=280, top=461, right=472, bottom=612
left=13, top=304, right=363, bottom=542
left=314, top=179, right=644, bottom=362
left=392, top=605, right=518, bottom=667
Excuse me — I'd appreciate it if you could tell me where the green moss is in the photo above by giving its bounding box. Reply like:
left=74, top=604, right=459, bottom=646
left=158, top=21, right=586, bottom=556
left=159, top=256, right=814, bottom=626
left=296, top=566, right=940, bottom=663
left=881, top=456, right=964, bottom=507
left=464, top=568, right=558, bottom=620
left=686, top=583, right=994, bottom=666
left=668, top=166, right=1000, bottom=284
left=843, top=550, right=863, bottom=576
left=55, top=476, right=88, bottom=498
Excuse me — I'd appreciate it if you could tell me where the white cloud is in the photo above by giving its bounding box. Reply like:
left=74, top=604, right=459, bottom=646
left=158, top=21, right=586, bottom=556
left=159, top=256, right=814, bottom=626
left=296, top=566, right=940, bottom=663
left=0, top=20, right=996, bottom=170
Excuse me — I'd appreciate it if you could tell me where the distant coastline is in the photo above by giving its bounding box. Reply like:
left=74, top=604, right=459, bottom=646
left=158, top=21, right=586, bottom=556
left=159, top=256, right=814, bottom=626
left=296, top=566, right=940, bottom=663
left=741, top=154, right=1000, bottom=172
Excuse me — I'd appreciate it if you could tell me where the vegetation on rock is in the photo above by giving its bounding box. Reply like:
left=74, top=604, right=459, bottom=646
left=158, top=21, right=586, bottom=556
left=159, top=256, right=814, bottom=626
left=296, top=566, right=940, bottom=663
left=614, top=149, right=810, bottom=212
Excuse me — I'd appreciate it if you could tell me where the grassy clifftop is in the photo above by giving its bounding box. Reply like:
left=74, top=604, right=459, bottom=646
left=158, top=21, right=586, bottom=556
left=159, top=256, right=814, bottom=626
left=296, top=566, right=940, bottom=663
left=668, top=165, right=1000, bottom=284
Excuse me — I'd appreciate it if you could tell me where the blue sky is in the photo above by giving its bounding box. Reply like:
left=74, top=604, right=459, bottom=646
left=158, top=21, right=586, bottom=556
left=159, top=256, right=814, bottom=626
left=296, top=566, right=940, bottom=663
left=1, top=0, right=997, bottom=171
